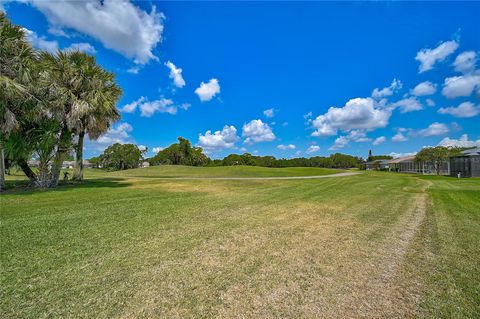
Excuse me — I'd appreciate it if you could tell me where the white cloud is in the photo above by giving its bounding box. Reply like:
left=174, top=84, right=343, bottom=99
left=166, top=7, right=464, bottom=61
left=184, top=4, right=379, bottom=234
left=426, top=98, right=436, bottom=107
left=411, top=81, right=437, bottom=96
left=66, top=42, right=96, bottom=54
left=24, top=28, right=96, bottom=56
left=329, top=136, right=349, bottom=150
left=311, top=98, right=391, bottom=137
left=306, top=145, right=320, bottom=154
left=371, top=78, right=402, bottom=98
left=453, top=51, right=477, bottom=74
left=263, top=108, right=275, bottom=118
left=121, top=96, right=188, bottom=117
left=28, top=0, right=164, bottom=64
left=47, top=25, right=70, bottom=37
left=390, top=97, right=423, bottom=113
left=392, top=132, right=408, bottom=142
left=127, top=66, right=141, bottom=74
left=194, top=78, right=220, bottom=102
left=438, top=102, right=480, bottom=118
left=281, top=122, right=288, bottom=127
left=415, top=40, right=459, bottom=73
left=242, top=119, right=275, bottom=144
left=121, top=96, right=146, bottom=113
left=418, top=122, right=449, bottom=137
left=442, top=74, right=480, bottom=98
left=373, top=136, right=386, bottom=146
left=86, top=122, right=134, bottom=151
left=438, top=134, right=480, bottom=148
left=23, top=28, right=59, bottom=53
left=138, top=144, right=147, bottom=151
left=197, top=125, right=239, bottom=150
left=165, top=61, right=185, bottom=88
left=152, top=146, right=164, bottom=154
left=139, top=99, right=177, bottom=117
left=328, top=130, right=371, bottom=150
left=277, top=144, right=296, bottom=150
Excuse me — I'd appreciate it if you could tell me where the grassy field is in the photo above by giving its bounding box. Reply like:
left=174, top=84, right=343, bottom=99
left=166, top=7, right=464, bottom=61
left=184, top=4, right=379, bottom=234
left=1, top=167, right=479, bottom=318
left=93, top=165, right=346, bottom=178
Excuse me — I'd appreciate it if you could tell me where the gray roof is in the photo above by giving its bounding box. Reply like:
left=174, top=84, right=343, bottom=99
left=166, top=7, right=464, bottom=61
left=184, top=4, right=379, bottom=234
left=366, top=159, right=390, bottom=165
left=388, top=155, right=416, bottom=164
left=458, top=147, right=480, bottom=156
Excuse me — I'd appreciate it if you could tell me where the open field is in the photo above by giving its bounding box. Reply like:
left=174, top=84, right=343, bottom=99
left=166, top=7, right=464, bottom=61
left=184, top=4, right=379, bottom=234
left=94, top=165, right=346, bottom=178
left=1, top=167, right=479, bottom=318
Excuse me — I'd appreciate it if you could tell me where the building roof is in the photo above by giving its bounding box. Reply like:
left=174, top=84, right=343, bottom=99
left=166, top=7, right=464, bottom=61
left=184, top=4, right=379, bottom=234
left=460, top=147, right=480, bottom=156
left=366, top=159, right=390, bottom=165
left=388, top=155, right=416, bottom=164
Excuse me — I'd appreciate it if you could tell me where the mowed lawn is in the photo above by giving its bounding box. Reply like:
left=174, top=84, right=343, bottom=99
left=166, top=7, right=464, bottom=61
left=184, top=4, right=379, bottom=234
left=93, top=165, right=346, bottom=178
left=1, top=167, right=479, bottom=318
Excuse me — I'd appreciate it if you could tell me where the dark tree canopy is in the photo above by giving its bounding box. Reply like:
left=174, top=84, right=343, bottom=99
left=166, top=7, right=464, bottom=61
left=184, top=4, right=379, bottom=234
left=149, top=137, right=210, bottom=166
left=100, top=143, right=143, bottom=171
left=146, top=138, right=363, bottom=169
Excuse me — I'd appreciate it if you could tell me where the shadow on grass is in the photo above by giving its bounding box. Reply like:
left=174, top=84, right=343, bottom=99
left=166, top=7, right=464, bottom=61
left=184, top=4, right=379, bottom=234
left=2, top=178, right=131, bottom=195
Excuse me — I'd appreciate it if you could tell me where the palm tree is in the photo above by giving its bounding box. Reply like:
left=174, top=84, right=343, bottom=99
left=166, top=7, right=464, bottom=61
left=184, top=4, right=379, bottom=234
left=38, top=50, right=122, bottom=186
left=0, top=12, right=38, bottom=190
left=72, top=61, right=122, bottom=181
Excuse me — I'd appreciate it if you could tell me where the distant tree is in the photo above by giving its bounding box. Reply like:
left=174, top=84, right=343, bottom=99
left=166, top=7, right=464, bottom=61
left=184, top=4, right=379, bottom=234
left=240, top=153, right=257, bottom=166
left=222, top=154, right=245, bottom=166
left=149, top=137, right=209, bottom=166
left=100, top=143, right=143, bottom=170
left=87, top=156, right=102, bottom=168
left=329, top=153, right=362, bottom=168
left=219, top=152, right=362, bottom=169
left=367, top=155, right=393, bottom=162
left=415, top=146, right=461, bottom=175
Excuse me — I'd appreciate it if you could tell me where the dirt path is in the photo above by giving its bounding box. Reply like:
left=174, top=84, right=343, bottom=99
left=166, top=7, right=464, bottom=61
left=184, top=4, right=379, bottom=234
left=335, top=178, right=433, bottom=318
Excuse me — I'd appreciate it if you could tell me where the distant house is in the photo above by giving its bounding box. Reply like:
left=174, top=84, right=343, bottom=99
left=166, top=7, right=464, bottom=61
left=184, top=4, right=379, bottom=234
left=62, top=160, right=93, bottom=169
left=389, top=155, right=449, bottom=175
left=62, top=161, right=75, bottom=169
left=365, top=159, right=390, bottom=170
left=141, top=161, right=150, bottom=168
left=27, top=160, right=39, bottom=167
left=449, top=148, right=480, bottom=178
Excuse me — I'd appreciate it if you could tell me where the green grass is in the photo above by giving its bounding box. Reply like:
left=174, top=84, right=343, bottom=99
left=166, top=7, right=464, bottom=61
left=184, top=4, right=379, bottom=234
left=1, top=168, right=479, bottom=318
left=93, top=165, right=345, bottom=178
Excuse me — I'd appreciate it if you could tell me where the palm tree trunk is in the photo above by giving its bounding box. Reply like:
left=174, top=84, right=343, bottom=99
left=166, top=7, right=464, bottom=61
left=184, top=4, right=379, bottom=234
left=16, top=158, right=37, bottom=184
left=48, top=127, right=71, bottom=187
left=0, top=143, right=5, bottom=192
left=73, top=131, right=85, bottom=181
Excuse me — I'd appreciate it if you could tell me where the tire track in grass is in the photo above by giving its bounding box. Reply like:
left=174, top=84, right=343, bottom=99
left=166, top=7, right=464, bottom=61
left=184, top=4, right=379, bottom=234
left=340, top=178, right=432, bottom=318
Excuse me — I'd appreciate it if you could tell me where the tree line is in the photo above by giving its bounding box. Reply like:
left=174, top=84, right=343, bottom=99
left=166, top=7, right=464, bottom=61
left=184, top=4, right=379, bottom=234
left=0, top=13, right=121, bottom=189
left=143, top=137, right=363, bottom=169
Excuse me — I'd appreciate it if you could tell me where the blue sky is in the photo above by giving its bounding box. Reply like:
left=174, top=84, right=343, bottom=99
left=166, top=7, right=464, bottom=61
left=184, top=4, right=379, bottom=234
left=3, top=1, right=480, bottom=159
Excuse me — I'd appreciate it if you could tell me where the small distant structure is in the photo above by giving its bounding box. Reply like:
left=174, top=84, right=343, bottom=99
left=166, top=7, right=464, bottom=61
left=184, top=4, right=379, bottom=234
left=62, top=161, right=75, bottom=169
left=27, top=160, right=40, bottom=167
left=449, top=148, right=480, bottom=178
left=365, top=159, right=390, bottom=170
left=141, top=161, right=150, bottom=168
left=60, top=160, right=93, bottom=169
